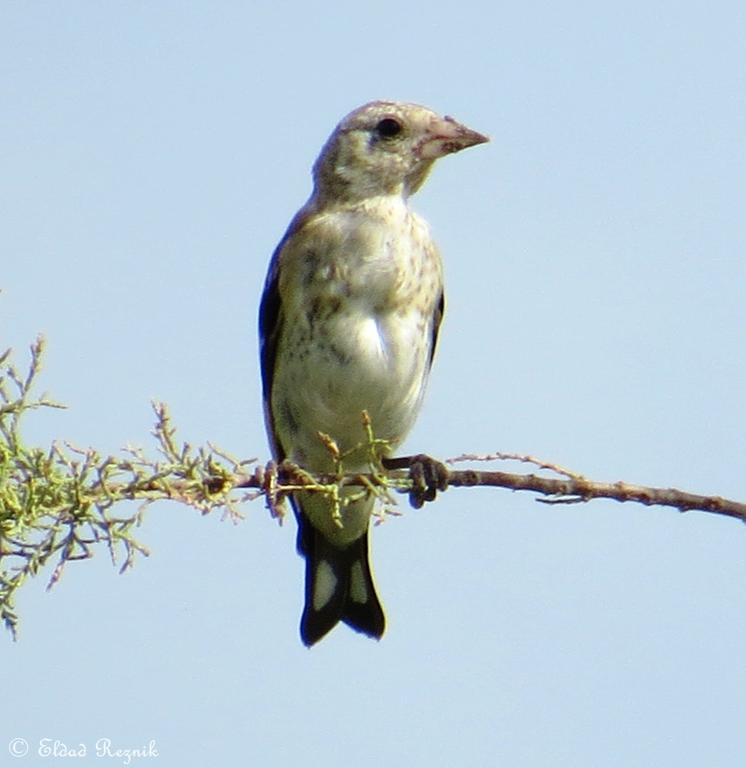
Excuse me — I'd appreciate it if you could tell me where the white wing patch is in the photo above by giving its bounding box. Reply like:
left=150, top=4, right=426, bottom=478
left=313, top=559, right=337, bottom=611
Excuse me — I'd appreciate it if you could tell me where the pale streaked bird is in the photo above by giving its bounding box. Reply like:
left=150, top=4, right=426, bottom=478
left=259, top=100, right=488, bottom=645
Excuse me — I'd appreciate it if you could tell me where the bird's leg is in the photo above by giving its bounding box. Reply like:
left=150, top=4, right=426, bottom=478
left=381, top=454, right=450, bottom=509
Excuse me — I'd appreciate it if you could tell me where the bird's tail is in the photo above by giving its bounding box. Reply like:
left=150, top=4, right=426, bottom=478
left=298, top=522, right=385, bottom=646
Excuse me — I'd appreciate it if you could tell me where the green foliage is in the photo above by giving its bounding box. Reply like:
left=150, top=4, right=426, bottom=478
left=0, top=338, right=249, bottom=639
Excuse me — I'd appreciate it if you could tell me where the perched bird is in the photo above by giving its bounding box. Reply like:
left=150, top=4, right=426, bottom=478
left=259, top=101, right=488, bottom=645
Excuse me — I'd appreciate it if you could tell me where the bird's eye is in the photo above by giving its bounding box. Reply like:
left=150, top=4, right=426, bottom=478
left=375, top=117, right=402, bottom=139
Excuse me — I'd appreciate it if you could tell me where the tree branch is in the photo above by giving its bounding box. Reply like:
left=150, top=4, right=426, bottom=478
left=226, top=456, right=746, bottom=524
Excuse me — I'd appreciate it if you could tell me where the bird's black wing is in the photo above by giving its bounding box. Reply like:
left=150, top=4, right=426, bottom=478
left=258, top=253, right=284, bottom=462
left=428, top=290, right=445, bottom=369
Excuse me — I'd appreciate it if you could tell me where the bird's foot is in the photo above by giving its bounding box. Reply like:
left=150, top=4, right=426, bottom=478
left=381, top=454, right=449, bottom=509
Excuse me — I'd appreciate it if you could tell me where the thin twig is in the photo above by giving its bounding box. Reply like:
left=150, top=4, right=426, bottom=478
left=225, top=460, right=746, bottom=524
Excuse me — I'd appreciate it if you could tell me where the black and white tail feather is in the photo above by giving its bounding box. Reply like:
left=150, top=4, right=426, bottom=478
left=296, top=505, right=385, bottom=646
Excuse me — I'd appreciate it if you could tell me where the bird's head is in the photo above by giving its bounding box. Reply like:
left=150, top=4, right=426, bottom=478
left=311, top=101, right=488, bottom=203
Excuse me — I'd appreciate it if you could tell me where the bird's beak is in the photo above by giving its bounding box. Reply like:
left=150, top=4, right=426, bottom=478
left=419, top=115, right=489, bottom=159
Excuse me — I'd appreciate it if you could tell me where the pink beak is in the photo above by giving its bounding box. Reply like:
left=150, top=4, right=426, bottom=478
left=419, top=114, right=489, bottom=159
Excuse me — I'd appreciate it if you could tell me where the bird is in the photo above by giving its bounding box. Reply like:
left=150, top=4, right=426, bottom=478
left=259, top=100, right=488, bottom=645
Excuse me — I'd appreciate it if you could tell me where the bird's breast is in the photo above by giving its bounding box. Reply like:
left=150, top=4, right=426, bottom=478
left=274, top=199, right=442, bottom=465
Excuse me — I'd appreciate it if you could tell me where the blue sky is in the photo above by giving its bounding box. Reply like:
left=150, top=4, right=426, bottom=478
left=2, top=2, right=746, bottom=765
